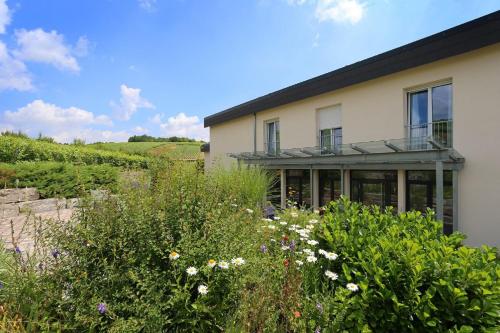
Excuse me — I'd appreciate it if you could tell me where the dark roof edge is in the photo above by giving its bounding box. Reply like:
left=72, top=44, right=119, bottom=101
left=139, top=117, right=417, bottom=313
left=205, top=10, right=500, bottom=127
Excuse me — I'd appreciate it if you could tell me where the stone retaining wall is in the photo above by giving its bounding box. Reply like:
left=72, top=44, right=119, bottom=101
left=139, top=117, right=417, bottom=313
left=0, top=188, right=76, bottom=252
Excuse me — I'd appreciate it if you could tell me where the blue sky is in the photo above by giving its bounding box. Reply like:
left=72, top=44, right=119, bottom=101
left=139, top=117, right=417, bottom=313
left=0, top=0, right=499, bottom=143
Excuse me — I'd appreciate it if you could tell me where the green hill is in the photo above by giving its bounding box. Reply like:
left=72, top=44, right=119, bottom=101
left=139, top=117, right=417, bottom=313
left=88, top=142, right=203, bottom=160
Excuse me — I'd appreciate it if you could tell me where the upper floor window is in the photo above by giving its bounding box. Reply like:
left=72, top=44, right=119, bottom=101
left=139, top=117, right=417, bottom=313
left=317, top=105, right=342, bottom=153
left=265, top=120, right=280, bottom=155
left=408, top=83, right=452, bottom=147
left=320, top=127, right=342, bottom=153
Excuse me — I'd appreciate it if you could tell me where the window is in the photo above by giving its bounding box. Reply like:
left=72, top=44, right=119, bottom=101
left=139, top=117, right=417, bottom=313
left=265, top=120, right=280, bottom=155
left=408, top=83, right=452, bottom=146
left=351, top=171, right=398, bottom=209
left=319, top=170, right=341, bottom=206
left=406, top=170, right=453, bottom=235
left=286, top=169, right=311, bottom=207
left=320, top=127, right=342, bottom=153
left=317, top=105, right=342, bottom=153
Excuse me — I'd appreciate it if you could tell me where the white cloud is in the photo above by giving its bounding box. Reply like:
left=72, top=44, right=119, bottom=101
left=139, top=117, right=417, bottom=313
left=159, top=113, right=208, bottom=141
left=149, top=113, right=163, bottom=124
left=73, top=36, right=90, bottom=57
left=0, top=40, right=33, bottom=91
left=315, top=0, right=365, bottom=24
left=110, top=84, right=155, bottom=121
left=138, top=0, right=156, bottom=11
left=287, top=0, right=309, bottom=5
left=133, top=126, right=148, bottom=133
left=13, top=28, right=82, bottom=72
left=2, top=99, right=116, bottom=143
left=52, top=129, right=130, bottom=144
left=0, top=0, right=10, bottom=34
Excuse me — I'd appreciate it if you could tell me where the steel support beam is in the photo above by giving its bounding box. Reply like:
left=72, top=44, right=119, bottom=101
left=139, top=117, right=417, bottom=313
left=436, top=161, right=444, bottom=222
left=340, top=167, right=345, bottom=195
left=350, top=144, right=370, bottom=154
left=280, top=169, right=286, bottom=209
left=453, top=170, right=459, bottom=232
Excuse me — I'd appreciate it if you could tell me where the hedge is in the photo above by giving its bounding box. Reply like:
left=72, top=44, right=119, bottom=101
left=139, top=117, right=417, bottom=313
left=0, top=135, right=149, bottom=168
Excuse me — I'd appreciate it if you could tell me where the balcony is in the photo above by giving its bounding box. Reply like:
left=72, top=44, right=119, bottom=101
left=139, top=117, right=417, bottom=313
left=406, top=120, right=453, bottom=148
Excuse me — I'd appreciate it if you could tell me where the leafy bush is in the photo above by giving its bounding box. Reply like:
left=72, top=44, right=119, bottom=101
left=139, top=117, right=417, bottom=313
left=0, top=166, right=498, bottom=332
left=298, top=198, right=500, bottom=332
left=0, top=162, right=119, bottom=198
left=0, top=135, right=149, bottom=168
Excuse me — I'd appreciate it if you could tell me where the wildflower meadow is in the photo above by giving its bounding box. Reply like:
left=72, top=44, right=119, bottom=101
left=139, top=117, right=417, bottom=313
left=0, top=162, right=498, bottom=332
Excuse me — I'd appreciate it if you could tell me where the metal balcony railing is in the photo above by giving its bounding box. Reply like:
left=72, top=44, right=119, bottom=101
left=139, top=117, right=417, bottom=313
left=406, top=120, right=453, bottom=148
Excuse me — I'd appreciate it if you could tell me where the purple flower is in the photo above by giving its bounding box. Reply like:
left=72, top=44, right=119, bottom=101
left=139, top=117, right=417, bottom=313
left=97, top=303, right=107, bottom=314
left=280, top=239, right=286, bottom=246
left=315, top=327, right=321, bottom=333
left=316, top=302, right=323, bottom=314
left=289, top=240, right=296, bottom=251
left=51, top=249, right=61, bottom=259
left=0, top=281, right=3, bottom=289
left=14, top=246, right=21, bottom=254
left=260, top=244, right=267, bottom=253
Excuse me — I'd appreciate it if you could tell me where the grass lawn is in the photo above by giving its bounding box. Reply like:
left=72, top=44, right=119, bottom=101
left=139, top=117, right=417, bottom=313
left=88, top=141, right=203, bottom=159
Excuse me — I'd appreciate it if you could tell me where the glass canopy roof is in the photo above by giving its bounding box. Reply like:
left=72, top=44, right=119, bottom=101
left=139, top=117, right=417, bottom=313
left=229, top=136, right=464, bottom=163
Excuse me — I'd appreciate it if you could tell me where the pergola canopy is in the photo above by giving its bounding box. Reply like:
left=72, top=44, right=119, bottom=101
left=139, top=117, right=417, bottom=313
left=229, top=137, right=464, bottom=170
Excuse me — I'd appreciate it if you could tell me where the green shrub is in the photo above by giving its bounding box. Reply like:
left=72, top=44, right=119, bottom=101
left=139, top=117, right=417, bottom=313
left=13, top=162, right=272, bottom=331
left=0, top=162, right=119, bottom=198
left=0, top=135, right=149, bottom=168
left=298, top=198, right=500, bottom=332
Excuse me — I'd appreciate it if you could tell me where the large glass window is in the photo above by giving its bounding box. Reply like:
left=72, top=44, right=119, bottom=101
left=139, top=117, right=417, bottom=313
left=351, top=171, right=397, bottom=209
left=265, top=120, right=280, bottom=155
left=286, top=169, right=310, bottom=207
left=319, top=170, right=341, bottom=207
left=408, top=83, right=452, bottom=147
left=406, top=170, right=453, bottom=235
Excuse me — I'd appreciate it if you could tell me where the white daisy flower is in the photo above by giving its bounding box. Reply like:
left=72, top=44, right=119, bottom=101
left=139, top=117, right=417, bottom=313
left=186, top=267, right=198, bottom=276
left=309, top=219, right=318, bottom=224
left=231, top=257, right=245, bottom=266
left=270, top=238, right=276, bottom=242
left=291, top=212, right=298, bottom=218
left=306, top=225, right=315, bottom=230
left=268, top=225, right=276, bottom=230
left=218, top=261, right=229, bottom=269
left=325, top=270, right=338, bottom=280
left=295, top=260, right=304, bottom=266
left=306, top=255, right=317, bottom=263
left=262, top=218, right=272, bottom=222
left=346, top=283, right=359, bottom=292
left=198, top=285, right=208, bottom=295
left=207, top=259, right=217, bottom=268
left=318, top=249, right=327, bottom=256
left=169, top=251, right=180, bottom=260
left=246, top=208, right=254, bottom=214
left=274, top=216, right=281, bottom=220
left=302, top=248, right=314, bottom=255
left=325, top=252, right=338, bottom=261
left=279, top=221, right=288, bottom=226
left=307, top=240, right=319, bottom=246
left=313, top=209, right=320, bottom=214
left=281, top=245, right=289, bottom=251
left=231, top=203, right=238, bottom=207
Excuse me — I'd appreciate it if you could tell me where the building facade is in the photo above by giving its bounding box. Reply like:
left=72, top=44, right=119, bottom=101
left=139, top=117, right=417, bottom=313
left=203, top=11, right=500, bottom=247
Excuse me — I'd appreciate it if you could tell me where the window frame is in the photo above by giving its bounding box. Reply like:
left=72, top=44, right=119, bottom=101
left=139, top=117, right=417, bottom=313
left=319, top=126, right=342, bottom=152
left=406, top=81, right=453, bottom=130
left=264, top=119, right=280, bottom=155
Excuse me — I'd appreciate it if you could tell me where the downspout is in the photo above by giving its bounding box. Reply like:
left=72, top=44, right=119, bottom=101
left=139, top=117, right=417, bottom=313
left=253, top=112, right=257, bottom=154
